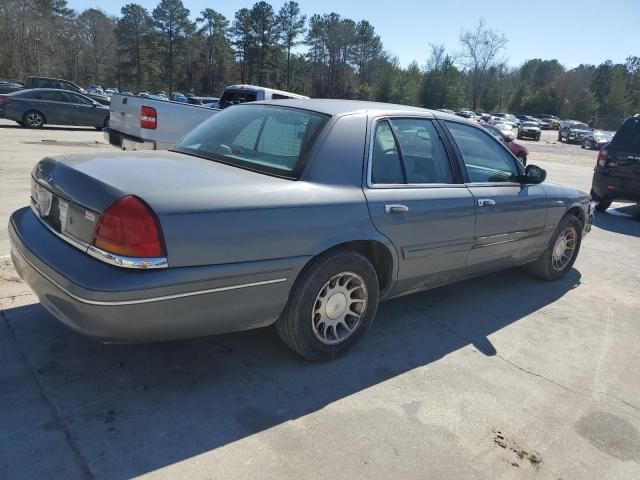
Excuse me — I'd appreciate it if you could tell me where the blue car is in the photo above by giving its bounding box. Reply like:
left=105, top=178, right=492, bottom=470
left=0, top=88, right=109, bottom=129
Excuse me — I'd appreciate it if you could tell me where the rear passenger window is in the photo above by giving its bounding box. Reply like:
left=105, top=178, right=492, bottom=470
left=371, top=121, right=404, bottom=184
left=390, top=119, right=453, bottom=184
left=445, top=121, right=519, bottom=183
left=370, top=118, right=454, bottom=185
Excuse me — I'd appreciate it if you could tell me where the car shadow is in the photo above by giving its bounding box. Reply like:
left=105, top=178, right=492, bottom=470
left=3, top=267, right=581, bottom=478
left=0, top=124, right=98, bottom=132
left=594, top=205, right=640, bottom=237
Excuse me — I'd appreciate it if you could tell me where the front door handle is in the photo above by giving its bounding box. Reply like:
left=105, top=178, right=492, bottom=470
left=385, top=204, right=409, bottom=214
left=477, top=198, right=496, bottom=207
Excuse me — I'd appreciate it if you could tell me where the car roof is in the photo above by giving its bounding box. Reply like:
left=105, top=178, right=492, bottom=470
left=246, top=98, right=467, bottom=121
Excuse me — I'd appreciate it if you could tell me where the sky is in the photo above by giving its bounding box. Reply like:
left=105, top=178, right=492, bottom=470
left=67, top=0, right=639, bottom=69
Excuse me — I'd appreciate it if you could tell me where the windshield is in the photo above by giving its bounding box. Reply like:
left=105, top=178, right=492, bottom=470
left=173, top=105, right=328, bottom=178
left=523, top=122, right=538, bottom=127
left=572, top=123, right=589, bottom=130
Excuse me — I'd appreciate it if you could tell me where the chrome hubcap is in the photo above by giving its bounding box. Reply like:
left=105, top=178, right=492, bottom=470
left=311, top=272, right=368, bottom=345
left=552, top=227, right=577, bottom=271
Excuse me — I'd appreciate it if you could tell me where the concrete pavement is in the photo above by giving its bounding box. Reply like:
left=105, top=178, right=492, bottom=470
left=1, top=123, right=639, bottom=479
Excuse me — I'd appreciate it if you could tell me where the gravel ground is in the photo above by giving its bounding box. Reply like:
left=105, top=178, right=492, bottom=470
left=1, top=119, right=639, bottom=480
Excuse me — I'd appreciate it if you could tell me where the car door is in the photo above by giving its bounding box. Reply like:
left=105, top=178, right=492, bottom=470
left=363, top=117, right=476, bottom=294
left=64, top=92, right=97, bottom=126
left=443, top=120, right=547, bottom=271
left=38, top=91, right=73, bottom=124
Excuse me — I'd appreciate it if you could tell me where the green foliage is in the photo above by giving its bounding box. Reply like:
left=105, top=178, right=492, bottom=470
left=0, top=0, right=638, bottom=125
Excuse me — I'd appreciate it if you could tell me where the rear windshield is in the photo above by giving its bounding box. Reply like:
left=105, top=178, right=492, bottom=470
left=611, top=117, right=640, bottom=149
left=173, top=105, right=328, bottom=178
left=219, top=89, right=258, bottom=109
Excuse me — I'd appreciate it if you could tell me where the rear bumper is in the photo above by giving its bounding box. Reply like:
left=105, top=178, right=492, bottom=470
left=103, top=128, right=156, bottom=151
left=592, top=172, right=640, bottom=202
left=9, top=207, right=305, bottom=343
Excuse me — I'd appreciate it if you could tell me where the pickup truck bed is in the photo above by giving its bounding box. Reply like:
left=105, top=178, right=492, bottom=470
left=104, top=94, right=218, bottom=150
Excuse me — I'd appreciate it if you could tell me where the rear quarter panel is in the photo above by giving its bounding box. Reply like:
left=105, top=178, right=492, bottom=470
left=156, top=113, right=396, bottom=273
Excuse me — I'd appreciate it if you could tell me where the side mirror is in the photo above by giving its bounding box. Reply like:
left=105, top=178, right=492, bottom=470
left=523, top=164, right=546, bottom=184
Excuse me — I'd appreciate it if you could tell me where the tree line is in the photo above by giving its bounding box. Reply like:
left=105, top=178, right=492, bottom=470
left=0, top=0, right=638, bottom=128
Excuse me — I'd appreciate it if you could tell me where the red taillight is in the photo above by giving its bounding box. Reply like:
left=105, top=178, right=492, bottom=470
left=597, top=148, right=608, bottom=169
left=140, top=106, right=157, bottom=129
left=0, top=96, right=12, bottom=105
left=92, top=195, right=165, bottom=258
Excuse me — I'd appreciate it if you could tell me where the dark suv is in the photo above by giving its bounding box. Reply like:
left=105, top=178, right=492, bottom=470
left=591, top=114, right=640, bottom=211
left=559, top=121, right=591, bottom=144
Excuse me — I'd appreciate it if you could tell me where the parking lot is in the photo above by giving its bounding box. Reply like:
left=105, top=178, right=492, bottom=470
left=1, top=120, right=639, bottom=479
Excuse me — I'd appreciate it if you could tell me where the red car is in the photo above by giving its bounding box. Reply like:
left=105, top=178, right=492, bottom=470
left=483, top=124, right=529, bottom=165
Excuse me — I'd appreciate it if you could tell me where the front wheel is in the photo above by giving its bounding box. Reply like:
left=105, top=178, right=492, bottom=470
left=276, top=250, right=379, bottom=361
left=524, top=215, right=582, bottom=281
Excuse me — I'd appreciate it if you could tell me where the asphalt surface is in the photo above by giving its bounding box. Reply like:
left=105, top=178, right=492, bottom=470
left=1, top=123, right=639, bottom=479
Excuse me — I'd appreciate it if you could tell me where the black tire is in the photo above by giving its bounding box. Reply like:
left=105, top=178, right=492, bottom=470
left=595, top=199, right=612, bottom=212
left=524, top=214, right=582, bottom=281
left=536, top=135, right=540, bottom=141
left=276, top=249, right=380, bottom=361
left=23, top=110, right=45, bottom=128
left=581, top=140, right=585, bottom=149
left=590, top=189, right=612, bottom=212
left=558, top=133, right=562, bottom=142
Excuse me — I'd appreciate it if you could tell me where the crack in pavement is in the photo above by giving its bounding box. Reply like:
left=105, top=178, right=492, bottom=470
left=417, top=309, right=640, bottom=417
left=0, top=307, right=95, bottom=479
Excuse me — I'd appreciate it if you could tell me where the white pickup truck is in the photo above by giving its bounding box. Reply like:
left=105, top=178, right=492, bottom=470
left=104, top=84, right=308, bottom=150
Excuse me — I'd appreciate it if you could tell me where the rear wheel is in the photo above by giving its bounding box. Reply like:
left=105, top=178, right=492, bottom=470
left=525, top=214, right=582, bottom=281
left=276, top=250, right=379, bottom=361
left=590, top=189, right=612, bottom=212
left=23, top=110, right=45, bottom=128
left=558, top=132, right=562, bottom=142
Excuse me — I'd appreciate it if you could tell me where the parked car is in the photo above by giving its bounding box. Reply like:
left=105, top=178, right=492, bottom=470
left=0, top=80, right=24, bottom=94
left=518, top=121, right=542, bottom=141
left=483, top=124, right=529, bottom=164
left=455, top=110, right=476, bottom=120
left=581, top=130, right=614, bottom=150
left=218, top=84, right=308, bottom=109
left=531, top=118, right=552, bottom=130
left=186, top=96, right=219, bottom=106
left=591, top=114, right=640, bottom=211
left=10, top=100, right=594, bottom=361
left=493, top=113, right=521, bottom=127
left=538, top=114, right=560, bottom=129
left=106, top=85, right=307, bottom=150
left=0, top=88, right=109, bottom=129
left=559, top=121, right=591, bottom=144
left=24, top=76, right=110, bottom=105
left=493, top=122, right=516, bottom=137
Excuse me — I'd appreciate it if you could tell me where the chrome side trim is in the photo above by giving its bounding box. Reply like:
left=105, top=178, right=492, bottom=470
left=87, top=245, right=168, bottom=269
left=12, top=243, right=287, bottom=306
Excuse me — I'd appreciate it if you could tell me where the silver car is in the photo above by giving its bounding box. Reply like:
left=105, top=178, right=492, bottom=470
left=9, top=100, right=594, bottom=361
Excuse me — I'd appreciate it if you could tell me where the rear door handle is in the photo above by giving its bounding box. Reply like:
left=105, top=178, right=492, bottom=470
left=477, top=199, right=496, bottom=207
left=385, top=204, right=409, bottom=214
